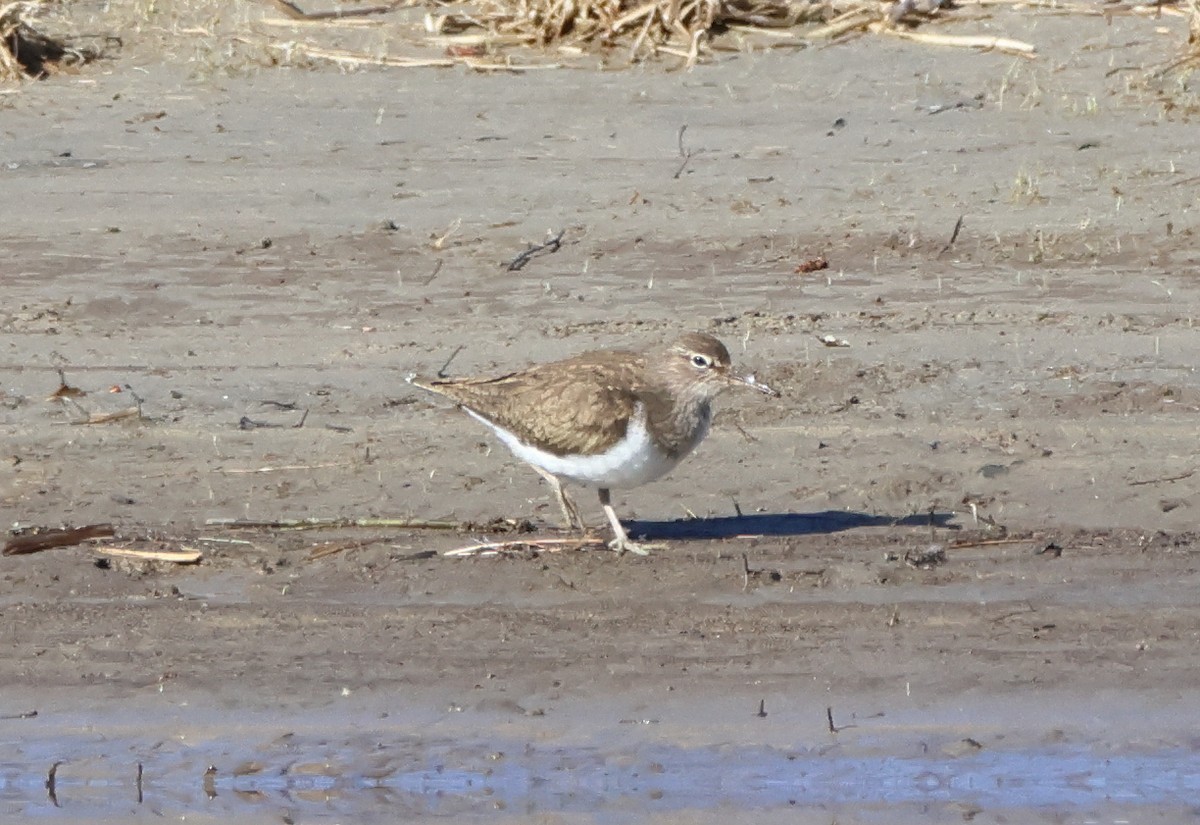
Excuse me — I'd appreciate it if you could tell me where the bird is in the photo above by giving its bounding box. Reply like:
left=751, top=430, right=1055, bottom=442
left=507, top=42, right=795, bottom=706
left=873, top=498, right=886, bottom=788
left=409, top=332, right=778, bottom=555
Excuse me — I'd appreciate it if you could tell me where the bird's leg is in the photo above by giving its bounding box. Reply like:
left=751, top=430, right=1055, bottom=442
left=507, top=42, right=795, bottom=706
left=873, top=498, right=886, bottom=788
left=598, top=487, right=664, bottom=556
left=533, top=466, right=583, bottom=531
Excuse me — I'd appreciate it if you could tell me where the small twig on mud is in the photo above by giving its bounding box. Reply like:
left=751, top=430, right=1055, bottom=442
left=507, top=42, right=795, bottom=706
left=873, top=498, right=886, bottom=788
left=46, top=761, right=62, bottom=807
left=0, top=709, right=37, bottom=720
left=218, top=462, right=345, bottom=474
left=937, top=214, right=965, bottom=258
left=673, top=124, right=701, bottom=179
left=4, top=524, right=116, bottom=556
left=194, top=536, right=254, bottom=545
left=741, top=553, right=781, bottom=590
left=205, top=516, right=463, bottom=531
left=136, top=763, right=143, bottom=805
left=949, top=537, right=1033, bottom=550
left=506, top=229, right=565, bottom=272
left=437, top=344, right=465, bottom=378
left=307, top=537, right=387, bottom=560
left=238, top=416, right=280, bottom=430
left=444, top=536, right=605, bottom=557
left=123, top=384, right=145, bottom=418
left=258, top=41, right=458, bottom=69
left=266, top=0, right=405, bottom=21
left=70, top=407, right=139, bottom=425
left=421, top=259, right=443, bottom=286
left=390, top=549, right=439, bottom=562
left=731, top=422, right=758, bottom=443
left=756, top=699, right=768, bottom=718
left=1129, top=469, right=1194, bottom=486
left=239, top=408, right=306, bottom=429
left=826, top=706, right=857, bottom=733
left=267, top=0, right=310, bottom=17
left=990, top=605, right=1036, bottom=624
left=260, top=399, right=298, bottom=410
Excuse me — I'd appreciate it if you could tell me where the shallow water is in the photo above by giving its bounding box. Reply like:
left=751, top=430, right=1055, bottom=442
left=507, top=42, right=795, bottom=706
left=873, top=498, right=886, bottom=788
left=4, top=725, right=1198, bottom=824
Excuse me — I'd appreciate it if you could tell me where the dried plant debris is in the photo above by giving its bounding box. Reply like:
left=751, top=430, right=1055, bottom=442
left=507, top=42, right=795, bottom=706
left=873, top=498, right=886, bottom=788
left=279, top=0, right=1187, bottom=70
left=0, top=1, right=110, bottom=81
left=1160, top=0, right=1200, bottom=74
left=251, top=0, right=1012, bottom=70
left=418, top=0, right=1148, bottom=65
left=8, top=0, right=1199, bottom=75
left=423, top=0, right=831, bottom=65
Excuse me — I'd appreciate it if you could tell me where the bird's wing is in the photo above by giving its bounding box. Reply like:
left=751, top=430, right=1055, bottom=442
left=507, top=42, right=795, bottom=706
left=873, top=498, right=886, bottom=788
left=414, top=360, right=642, bottom=457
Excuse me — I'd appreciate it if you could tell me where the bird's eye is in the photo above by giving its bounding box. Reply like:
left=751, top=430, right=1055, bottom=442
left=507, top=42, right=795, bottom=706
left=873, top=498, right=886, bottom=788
left=691, top=354, right=712, bottom=368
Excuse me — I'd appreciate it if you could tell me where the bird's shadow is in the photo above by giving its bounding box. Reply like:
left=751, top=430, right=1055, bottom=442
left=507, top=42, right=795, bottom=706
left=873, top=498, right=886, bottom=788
left=624, top=510, right=957, bottom=541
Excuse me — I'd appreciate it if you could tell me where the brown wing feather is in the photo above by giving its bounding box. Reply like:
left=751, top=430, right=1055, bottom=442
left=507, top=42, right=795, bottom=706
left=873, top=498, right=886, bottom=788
left=413, top=354, right=645, bottom=456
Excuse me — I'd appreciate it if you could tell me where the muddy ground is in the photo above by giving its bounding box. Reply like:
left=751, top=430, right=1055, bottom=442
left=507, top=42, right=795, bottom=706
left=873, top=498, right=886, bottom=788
left=2, top=4, right=1200, bottom=822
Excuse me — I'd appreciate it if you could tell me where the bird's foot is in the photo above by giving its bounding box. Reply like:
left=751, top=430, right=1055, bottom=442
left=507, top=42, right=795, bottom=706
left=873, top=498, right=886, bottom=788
left=608, top=537, right=666, bottom=556
left=599, top=491, right=665, bottom=556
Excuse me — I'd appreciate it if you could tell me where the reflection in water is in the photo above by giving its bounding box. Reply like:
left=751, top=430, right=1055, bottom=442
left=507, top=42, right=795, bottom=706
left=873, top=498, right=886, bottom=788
left=3, top=733, right=1200, bottom=823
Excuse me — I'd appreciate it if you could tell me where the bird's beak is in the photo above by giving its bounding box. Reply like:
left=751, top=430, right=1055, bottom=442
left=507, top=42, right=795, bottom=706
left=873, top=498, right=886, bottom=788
left=727, top=370, right=780, bottom=398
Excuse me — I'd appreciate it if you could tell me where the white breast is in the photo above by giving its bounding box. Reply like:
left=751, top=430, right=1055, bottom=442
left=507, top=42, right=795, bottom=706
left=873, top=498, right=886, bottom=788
left=464, top=403, right=701, bottom=489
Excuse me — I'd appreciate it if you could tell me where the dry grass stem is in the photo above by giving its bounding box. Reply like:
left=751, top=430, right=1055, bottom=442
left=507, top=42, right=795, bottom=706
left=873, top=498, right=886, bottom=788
left=800, top=7, right=873, bottom=39
left=266, top=0, right=410, bottom=20
left=267, top=41, right=456, bottom=67
left=871, top=25, right=1036, bottom=56
left=218, top=463, right=346, bottom=474
left=444, top=536, right=607, bottom=556
left=70, top=407, right=140, bottom=425
left=948, top=537, right=1033, bottom=550
left=260, top=17, right=388, bottom=29
left=205, top=516, right=464, bottom=530
left=96, top=546, right=203, bottom=564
